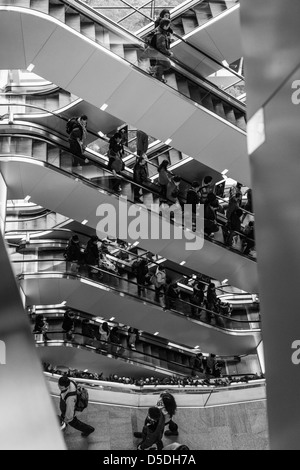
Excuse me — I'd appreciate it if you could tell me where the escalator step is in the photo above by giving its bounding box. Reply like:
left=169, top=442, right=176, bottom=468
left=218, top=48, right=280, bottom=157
left=234, top=114, right=247, bottom=131
left=47, top=146, right=61, bottom=167
left=49, top=4, right=65, bottom=22
left=65, top=13, right=81, bottom=32
left=0, top=136, right=11, bottom=153
left=32, top=141, right=47, bottom=161
left=181, top=17, right=199, bottom=34
left=168, top=149, right=181, bottom=165
left=164, top=73, right=177, bottom=91
left=223, top=104, right=237, bottom=125
left=80, top=22, right=96, bottom=42
left=7, top=0, right=30, bottom=6
left=171, top=20, right=185, bottom=37
left=201, top=93, right=215, bottom=112
left=213, top=100, right=227, bottom=119
left=194, top=5, right=212, bottom=26
left=30, top=0, right=49, bottom=14
left=189, top=85, right=202, bottom=103
left=124, top=46, right=139, bottom=65
left=209, top=1, right=227, bottom=17
left=176, top=78, right=191, bottom=99
left=95, top=24, right=110, bottom=48
left=16, top=137, right=32, bottom=156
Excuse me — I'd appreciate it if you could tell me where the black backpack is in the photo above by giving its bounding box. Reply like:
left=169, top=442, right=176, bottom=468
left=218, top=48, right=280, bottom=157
left=145, top=30, right=158, bottom=49
left=66, top=117, right=78, bottom=134
left=62, top=381, right=89, bottom=412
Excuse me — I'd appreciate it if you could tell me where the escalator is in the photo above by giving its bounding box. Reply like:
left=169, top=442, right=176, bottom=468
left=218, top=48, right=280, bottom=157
left=0, top=0, right=249, bottom=185
left=11, top=242, right=261, bottom=354
left=30, top=304, right=261, bottom=379
left=137, top=0, right=244, bottom=94
left=0, top=127, right=258, bottom=292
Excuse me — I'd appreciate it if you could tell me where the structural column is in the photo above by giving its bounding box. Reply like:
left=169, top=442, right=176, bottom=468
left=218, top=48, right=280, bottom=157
left=240, top=0, right=300, bottom=449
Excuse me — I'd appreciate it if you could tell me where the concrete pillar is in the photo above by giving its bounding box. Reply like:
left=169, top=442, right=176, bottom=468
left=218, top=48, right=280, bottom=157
left=240, top=0, right=300, bottom=449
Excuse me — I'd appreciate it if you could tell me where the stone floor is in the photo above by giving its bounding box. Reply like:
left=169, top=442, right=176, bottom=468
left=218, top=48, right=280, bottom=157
left=54, top=398, right=269, bottom=450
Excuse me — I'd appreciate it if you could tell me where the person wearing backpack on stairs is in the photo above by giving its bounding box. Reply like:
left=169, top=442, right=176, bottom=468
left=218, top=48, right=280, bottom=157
left=58, top=375, right=95, bottom=438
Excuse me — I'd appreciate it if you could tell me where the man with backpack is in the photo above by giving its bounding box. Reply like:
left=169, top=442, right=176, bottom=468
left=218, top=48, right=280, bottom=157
left=66, top=115, right=88, bottom=168
left=58, top=375, right=94, bottom=437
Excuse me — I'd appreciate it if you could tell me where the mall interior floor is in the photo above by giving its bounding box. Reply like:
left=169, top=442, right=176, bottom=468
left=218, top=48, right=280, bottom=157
left=53, top=397, right=269, bottom=450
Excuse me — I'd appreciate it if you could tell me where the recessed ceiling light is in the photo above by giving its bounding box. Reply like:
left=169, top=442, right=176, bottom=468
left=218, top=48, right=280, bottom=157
left=81, top=219, right=88, bottom=225
left=100, top=103, right=108, bottom=111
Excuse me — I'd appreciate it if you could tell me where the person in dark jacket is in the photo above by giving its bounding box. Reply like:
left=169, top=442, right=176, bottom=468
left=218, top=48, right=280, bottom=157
left=107, top=132, right=125, bottom=192
left=186, top=181, right=200, bottom=231
left=204, top=193, right=219, bottom=237
left=164, top=280, right=179, bottom=310
left=190, top=282, right=205, bottom=318
left=134, top=407, right=165, bottom=450
left=243, top=220, right=255, bottom=255
left=206, top=283, right=217, bottom=324
left=133, top=155, right=149, bottom=202
left=158, top=159, right=170, bottom=202
left=166, top=175, right=181, bottom=205
left=62, top=310, right=76, bottom=341
left=133, top=256, right=149, bottom=295
left=136, top=130, right=149, bottom=157
left=152, top=19, right=173, bottom=82
left=68, top=115, right=88, bottom=168
left=190, top=353, right=204, bottom=376
left=81, top=318, right=96, bottom=346
left=110, top=326, right=124, bottom=356
left=226, top=207, right=243, bottom=247
left=64, top=234, right=83, bottom=265
left=84, top=235, right=101, bottom=277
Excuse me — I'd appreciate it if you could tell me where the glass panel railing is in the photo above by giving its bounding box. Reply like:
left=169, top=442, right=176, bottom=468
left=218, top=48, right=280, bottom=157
left=44, top=369, right=265, bottom=396
left=0, top=123, right=256, bottom=259
left=14, top=258, right=261, bottom=331
left=3, top=0, right=246, bottom=129
left=33, top=307, right=262, bottom=380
